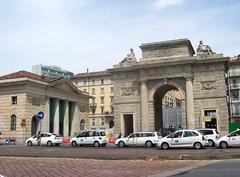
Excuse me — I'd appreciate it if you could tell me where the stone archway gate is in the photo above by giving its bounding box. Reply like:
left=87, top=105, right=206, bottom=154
left=109, top=39, right=229, bottom=135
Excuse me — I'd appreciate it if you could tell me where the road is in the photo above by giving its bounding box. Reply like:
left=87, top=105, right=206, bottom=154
left=170, top=159, right=240, bottom=177
left=1, top=145, right=240, bottom=160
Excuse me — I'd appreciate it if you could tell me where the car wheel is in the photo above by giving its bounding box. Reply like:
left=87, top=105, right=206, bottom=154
left=208, top=140, right=215, bottom=147
left=27, top=141, right=33, bottom=146
left=71, top=141, right=77, bottom=147
left=47, top=141, right=53, bottom=146
left=94, top=141, right=100, bottom=147
left=161, top=142, right=169, bottom=150
left=194, top=142, right=202, bottom=149
left=145, top=141, right=153, bottom=148
left=118, top=141, right=125, bottom=148
left=220, top=141, right=228, bottom=149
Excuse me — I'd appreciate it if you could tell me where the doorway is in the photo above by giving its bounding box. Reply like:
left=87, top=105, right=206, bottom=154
left=123, top=114, right=133, bottom=136
left=204, top=110, right=217, bottom=129
left=31, top=115, right=39, bottom=136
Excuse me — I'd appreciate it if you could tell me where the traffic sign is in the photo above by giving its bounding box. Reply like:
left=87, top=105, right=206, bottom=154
left=37, top=111, right=44, bottom=120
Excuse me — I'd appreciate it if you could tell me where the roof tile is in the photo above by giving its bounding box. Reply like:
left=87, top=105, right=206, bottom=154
left=0, top=71, right=63, bottom=83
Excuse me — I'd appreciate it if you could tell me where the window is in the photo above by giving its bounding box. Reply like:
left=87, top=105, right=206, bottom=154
left=12, top=96, right=17, bottom=105
left=231, top=90, right=239, bottom=101
left=92, top=88, right=95, bottom=95
left=83, top=89, right=87, bottom=92
left=111, top=106, right=114, bottom=114
left=100, top=97, right=104, bottom=104
left=80, top=119, right=85, bottom=131
left=101, top=106, right=104, bottom=115
left=101, top=79, right=104, bottom=85
left=92, top=108, right=96, bottom=114
left=84, top=80, right=87, bottom=86
left=198, top=129, right=213, bottom=135
left=232, top=79, right=237, bottom=85
left=32, top=97, right=40, bottom=106
left=92, top=80, right=95, bottom=85
left=92, top=118, right=96, bottom=126
left=101, top=118, right=105, bottom=126
left=183, top=131, right=193, bottom=137
left=111, top=87, right=114, bottom=93
left=101, top=88, right=104, bottom=94
left=110, top=96, right=114, bottom=103
left=173, top=131, right=182, bottom=138
left=10, top=115, right=16, bottom=131
left=80, top=105, right=86, bottom=112
left=228, top=130, right=240, bottom=137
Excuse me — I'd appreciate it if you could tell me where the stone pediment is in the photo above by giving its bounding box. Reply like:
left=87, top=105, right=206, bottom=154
left=50, top=80, right=80, bottom=94
left=139, top=38, right=195, bottom=60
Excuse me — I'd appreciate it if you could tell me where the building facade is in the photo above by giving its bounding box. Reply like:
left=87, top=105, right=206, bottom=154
left=32, top=64, right=74, bottom=78
left=110, top=39, right=229, bottom=136
left=228, top=55, right=240, bottom=122
left=71, top=71, right=114, bottom=130
left=0, top=71, right=90, bottom=143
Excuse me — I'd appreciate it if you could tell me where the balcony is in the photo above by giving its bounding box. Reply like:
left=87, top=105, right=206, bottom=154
left=90, top=103, right=97, bottom=107
left=105, top=111, right=113, bottom=117
left=230, top=84, right=240, bottom=90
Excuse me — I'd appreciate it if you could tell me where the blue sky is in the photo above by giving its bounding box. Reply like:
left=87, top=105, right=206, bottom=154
left=0, top=0, right=240, bottom=75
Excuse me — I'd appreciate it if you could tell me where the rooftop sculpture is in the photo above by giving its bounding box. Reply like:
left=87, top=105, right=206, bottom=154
left=120, top=48, right=137, bottom=64
left=197, top=40, right=215, bottom=55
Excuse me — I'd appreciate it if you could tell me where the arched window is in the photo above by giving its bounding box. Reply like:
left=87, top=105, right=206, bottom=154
left=80, top=119, right=85, bottom=131
left=10, top=115, right=17, bottom=131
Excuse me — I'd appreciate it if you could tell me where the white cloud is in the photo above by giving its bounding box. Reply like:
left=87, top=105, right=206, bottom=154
left=150, top=0, right=185, bottom=10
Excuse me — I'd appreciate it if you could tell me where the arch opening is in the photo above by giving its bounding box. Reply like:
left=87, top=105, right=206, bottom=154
left=154, top=84, right=183, bottom=134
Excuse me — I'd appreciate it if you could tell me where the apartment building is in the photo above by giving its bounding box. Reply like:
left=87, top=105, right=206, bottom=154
left=71, top=71, right=114, bottom=130
left=229, top=55, right=240, bottom=123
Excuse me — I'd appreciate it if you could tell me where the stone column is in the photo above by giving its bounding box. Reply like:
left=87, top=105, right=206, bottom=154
left=71, top=102, right=79, bottom=136
left=141, top=80, right=149, bottom=131
left=45, top=97, right=50, bottom=132
left=186, top=77, right=195, bottom=129
left=54, top=98, right=60, bottom=134
left=64, top=101, right=69, bottom=137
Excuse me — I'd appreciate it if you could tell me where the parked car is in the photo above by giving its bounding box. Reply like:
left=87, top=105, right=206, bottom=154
left=158, top=129, right=208, bottom=150
left=70, top=130, right=107, bottom=147
left=196, top=128, right=219, bottom=147
left=115, top=132, right=161, bottom=147
left=26, top=133, right=63, bottom=146
left=216, top=129, right=240, bottom=149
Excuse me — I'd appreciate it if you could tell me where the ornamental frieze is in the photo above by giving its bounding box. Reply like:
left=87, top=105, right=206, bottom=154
left=200, top=80, right=217, bottom=90
left=121, top=87, right=134, bottom=96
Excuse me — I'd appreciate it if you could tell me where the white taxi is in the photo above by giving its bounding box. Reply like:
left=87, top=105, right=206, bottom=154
left=115, top=132, right=161, bottom=147
left=70, top=130, right=107, bottom=147
left=216, top=129, right=240, bottom=149
left=26, top=133, right=63, bottom=146
left=158, top=129, right=208, bottom=149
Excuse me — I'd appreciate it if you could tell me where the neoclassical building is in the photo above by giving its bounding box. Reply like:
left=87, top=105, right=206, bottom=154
left=0, top=71, right=90, bottom=143
left=109, top=39, right=229, bottom=136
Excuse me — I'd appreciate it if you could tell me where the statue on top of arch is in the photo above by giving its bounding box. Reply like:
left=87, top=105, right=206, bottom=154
left=197, top=40, right=215, bottom=55
left=120, top=48, right=137, bottom=64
